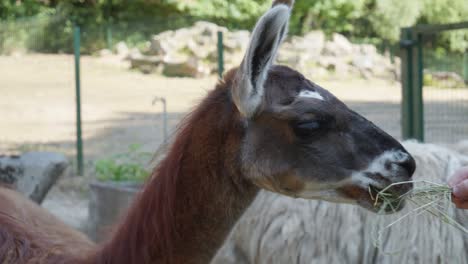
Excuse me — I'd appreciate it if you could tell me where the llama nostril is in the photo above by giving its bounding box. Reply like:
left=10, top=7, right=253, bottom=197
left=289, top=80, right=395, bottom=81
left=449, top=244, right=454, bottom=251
left=397, top=155, right=416, bottom=177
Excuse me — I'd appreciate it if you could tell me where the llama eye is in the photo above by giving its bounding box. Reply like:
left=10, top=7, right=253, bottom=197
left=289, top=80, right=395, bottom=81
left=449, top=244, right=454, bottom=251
left=297, top=121, right=321, bottom=130
left=293, top=120, right=323, bottom=138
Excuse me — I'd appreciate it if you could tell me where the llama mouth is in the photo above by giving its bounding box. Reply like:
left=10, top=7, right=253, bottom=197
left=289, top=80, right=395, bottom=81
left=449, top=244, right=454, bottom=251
left=368, top=184, right=407, bottom=213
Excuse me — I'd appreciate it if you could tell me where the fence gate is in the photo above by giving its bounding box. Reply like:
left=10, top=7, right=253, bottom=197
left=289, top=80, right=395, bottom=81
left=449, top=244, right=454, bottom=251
left=401, top=22, right=468, bottom=143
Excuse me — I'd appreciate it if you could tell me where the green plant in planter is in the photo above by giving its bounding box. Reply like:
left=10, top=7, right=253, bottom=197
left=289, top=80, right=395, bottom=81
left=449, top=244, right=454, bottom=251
left=95, top=144, right=152, bottom=182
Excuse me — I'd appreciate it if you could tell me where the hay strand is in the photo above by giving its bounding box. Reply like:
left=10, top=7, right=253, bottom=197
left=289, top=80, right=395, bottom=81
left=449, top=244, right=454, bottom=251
left=371, top=180, right=468, bottom=253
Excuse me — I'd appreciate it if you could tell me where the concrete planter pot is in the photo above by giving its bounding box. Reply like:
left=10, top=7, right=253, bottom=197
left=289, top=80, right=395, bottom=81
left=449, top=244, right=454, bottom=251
left=88, top=181, right=142, bottom=241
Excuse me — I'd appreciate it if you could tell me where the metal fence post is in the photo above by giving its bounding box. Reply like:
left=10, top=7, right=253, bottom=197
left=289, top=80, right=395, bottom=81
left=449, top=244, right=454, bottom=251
left=412, top=33, right=424, bottom=142
left=400, top=28, right=414, bottom=140
left=463, top=52, right=468, bottom=84
left=217, top=31, right=224, bottom=79
left=74, top=25, right=84, bottom=176
left=400, top=28, right=424, bottom=142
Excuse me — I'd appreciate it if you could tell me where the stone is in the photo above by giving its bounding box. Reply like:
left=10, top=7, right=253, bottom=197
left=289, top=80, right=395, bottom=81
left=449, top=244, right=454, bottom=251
left=352, top=54, right=374, bottom=71
left=98, top=49, right=112, bottom=57
left=149, top=30, right=175, bottom=55
left=89, top=181, right=141, bottom=241
left=163, top=56, right=203, bottom=78
left=124, top=48, right=143, bottom=61
left=277, top=43, right=301, bottom=66
left=194, top=21, right=224, bottom=37
left=130, top=55, right=162, bottom=69
left=357, top=44, right=378, bottom=57
left=129, top=22, right=401, bottom=80
left=323, top=33, right=353, bottom=57
left=224, top=30, right=250, bottom=52
left=0, top=152, right=69, bottom=204
left=187, top=39, right=216, bottom=60
left=115, top=41, right=129, bottom=57
left=292, top=30, right=325, bottom=58
left=318, top=56, right=351, bottom=78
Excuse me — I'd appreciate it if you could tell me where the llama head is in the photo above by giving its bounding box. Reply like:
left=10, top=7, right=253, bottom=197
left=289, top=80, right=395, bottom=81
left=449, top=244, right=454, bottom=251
left=230, top=1, right=415, bottom=212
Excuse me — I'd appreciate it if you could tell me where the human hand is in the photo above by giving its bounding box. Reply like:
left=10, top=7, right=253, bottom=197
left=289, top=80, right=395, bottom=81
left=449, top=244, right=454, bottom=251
left=448, top=166, right=468, bottom=209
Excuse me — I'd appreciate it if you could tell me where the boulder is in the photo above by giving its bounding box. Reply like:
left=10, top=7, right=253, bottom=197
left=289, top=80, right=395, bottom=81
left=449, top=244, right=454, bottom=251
left=323, top=33, right=353, bottom=57
left=317, top=56, right=351, bottom=76
left=127, top=22, right=400, bottom=81
left=224, top=30, right=250, bottom=52
left=130, top=55, right=162, bottom=69
left=130, top=55, right=162, bottom=74
left=0, top=152, right=69, bottom=204
left=291, top=30, right=325, bottom=59
left=162, top=56, right=209, bottom=78
left=115, top=41, right=129, bottom=57
left=187, top=38, right=216, bottom=60
left=124, top=48, right=143, bottom=61
left=98, top=49, right=113, bottom=57
left=89, top=181, right=141, bottom=241
left=352, top=55, right=374, bottom=72
left=149, top=30, right=175, bottom=55
left=194, top=21, right=227, bottom=38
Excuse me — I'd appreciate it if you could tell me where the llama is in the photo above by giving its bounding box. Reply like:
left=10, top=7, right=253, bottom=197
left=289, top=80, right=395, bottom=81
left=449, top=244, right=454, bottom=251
left=212, top=141, right=468, bottom=264
left=0, top=1, right=416, bottom=263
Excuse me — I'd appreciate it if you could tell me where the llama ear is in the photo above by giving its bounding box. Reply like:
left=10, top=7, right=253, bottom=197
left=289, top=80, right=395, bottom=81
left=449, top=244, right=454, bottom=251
left=232, top=4, right=291, bottom=118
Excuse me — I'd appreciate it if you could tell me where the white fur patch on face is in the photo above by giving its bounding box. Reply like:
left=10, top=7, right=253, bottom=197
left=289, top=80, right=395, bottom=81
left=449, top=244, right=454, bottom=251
left=350, top=150, right=410, bottom=189
left=298, top=90, right=324, bottom=101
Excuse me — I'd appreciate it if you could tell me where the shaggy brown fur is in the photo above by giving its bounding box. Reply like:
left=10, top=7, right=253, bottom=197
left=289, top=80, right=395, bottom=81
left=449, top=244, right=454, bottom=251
left=0, top=187, right=94, bottom=263
left=88, top=69, right=259, bottom=264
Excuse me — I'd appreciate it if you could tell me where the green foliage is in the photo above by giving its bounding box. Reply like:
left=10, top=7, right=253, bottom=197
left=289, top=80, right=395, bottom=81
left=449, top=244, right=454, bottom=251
left=0, top=0, right=47, bottom=20
left=291, top=0, right=367, bottom=35
left=0, top=0, right=467, bottom=54
left=175, top=0, right=270, bottom=21
left=95, top=144, right=152, bottom=182
left=420, top=0, right=468, bottom=52
left=368, top=0, right=423, bottom=42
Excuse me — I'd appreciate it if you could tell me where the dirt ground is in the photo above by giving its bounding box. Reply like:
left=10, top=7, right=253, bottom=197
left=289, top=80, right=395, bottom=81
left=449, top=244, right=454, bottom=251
left=0, top=54, right=404, bottom=156
left=1, top=54, right=467, bottom=235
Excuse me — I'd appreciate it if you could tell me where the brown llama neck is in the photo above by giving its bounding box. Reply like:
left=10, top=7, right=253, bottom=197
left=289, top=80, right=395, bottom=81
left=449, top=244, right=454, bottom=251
left=87, top=73, right=259, bottom=264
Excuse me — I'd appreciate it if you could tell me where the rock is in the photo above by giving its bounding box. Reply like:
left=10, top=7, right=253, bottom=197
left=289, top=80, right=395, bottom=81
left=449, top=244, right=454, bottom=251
left=187, top=38, right=216, bottom=60
left=317, top=56, right=350, bottom=76
left=311, top=66, right=329, bottom=79
left=130, top=55, right=162, bottom=69
left=89, top=181, right=141, bottom=241
left=278, top=43, right=301, bottom=66
left=224, top=30, right=250, bottom=52
left=124, top=48, right=143, bottom=61
left=115, top=41, right=129, bottom=57
left=393, top=57, right=402, bottom=81
left=352, top=54, right=374, bottom=71
left=323, top=33, right=353, bottom=57
left=130, top=22, right=399, bottom=81
left=425, top=71, right=466, bottom=88
left=149, top=30, right=175, bottom=55
left=357, top=44, right=378, bottom=57
left=0, top=152, right=69, bottom=204
left=98, top=49, right=112, bottom=57
left=163, top=56, right=205, bottom=78
left=291, top=30, right=325, bottom=59
left=194, top=21, right=227, bottom=38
